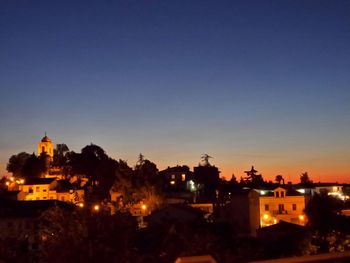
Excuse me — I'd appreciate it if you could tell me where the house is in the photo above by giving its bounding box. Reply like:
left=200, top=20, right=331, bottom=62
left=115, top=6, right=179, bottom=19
left=193, top=165, right=220, bottom=202
left=55, top=180, right=84, bottom=204
left=159, top=166, right=196, bottom=204
left=18, top=178, right=58, bottom=201
left=259, top=187, right=309, bottom=227
left=15, top=178, right=84, bottom=205
left=159, top=165, right=193, bottom=192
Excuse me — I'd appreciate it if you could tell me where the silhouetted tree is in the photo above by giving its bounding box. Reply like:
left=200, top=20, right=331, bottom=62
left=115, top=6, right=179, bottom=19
left=6, top=152, right=31, bottom=177
left=305, top=193, right=350, bottom=252
left=134, top=154, right=159, bottom=188
left=275, top=175, right=285, bottom=185
left=52, top=143, right=69, bottom=168
left=38, top=206, right=88, bottom=262
left=305, top=193, right=344, bottom=234
left=20, top=153, right=47, bottom=178
left=38, top=152, right=51, bottom=175
left=230, top=174, right=238, bottom=184
left=64, top=144, right=119, bottom=201
left=300, top=172, right=313, bottom=186
left=243, top=166, right=264, bottom=187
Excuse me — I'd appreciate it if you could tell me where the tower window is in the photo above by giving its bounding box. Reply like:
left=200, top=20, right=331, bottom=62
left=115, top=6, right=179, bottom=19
left=42, top=146, right=45, bottom=152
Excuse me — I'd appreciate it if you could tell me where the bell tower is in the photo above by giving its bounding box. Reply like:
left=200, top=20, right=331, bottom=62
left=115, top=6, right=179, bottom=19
left=38, top=132, right=54, bottom=158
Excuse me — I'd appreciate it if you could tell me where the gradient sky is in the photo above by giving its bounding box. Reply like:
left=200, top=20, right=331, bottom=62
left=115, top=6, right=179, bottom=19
left=1, top=0, right=349, bottom=183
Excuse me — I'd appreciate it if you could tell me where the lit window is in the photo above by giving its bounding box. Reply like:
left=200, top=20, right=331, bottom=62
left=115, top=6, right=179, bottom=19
left=292, top=204, right=297, bottom=210
left=171, top=174, right=175, bottom=179
left=264, top=204, right=269, bottom=211
left=182, top=174, right=186, bottom=181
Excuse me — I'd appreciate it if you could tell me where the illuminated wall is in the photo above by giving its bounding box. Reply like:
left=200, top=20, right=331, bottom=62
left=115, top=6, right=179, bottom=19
left=259, top=187, right=308, bottom=227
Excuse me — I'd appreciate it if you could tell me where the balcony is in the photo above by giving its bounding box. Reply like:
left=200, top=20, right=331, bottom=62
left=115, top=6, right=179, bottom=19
left=272, top=210, right=288, bottom=215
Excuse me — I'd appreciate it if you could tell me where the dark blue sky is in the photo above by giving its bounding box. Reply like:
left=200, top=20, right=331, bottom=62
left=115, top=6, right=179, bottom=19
left=1, top=0, right=349, bottom=182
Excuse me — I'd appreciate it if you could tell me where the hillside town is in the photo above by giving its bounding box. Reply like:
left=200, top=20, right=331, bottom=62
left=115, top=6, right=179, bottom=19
left=1, top=135, right=350, bottom=262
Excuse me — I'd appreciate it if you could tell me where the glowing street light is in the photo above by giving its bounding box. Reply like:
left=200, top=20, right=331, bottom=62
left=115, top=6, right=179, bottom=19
left=93, top=205, right=100, bottom=211
left=141, top=204, right=147, bottom=211
left=78, top=203, right=84, bottom=208
left=5, top=182, right=9, bottom=186
left=299, top=215, right=305, bottom=221
left=263, top=214, right=269, bottom=220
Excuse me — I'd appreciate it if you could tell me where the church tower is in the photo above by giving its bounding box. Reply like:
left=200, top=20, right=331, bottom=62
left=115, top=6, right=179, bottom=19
left=38, top=133, right=54, bottom=158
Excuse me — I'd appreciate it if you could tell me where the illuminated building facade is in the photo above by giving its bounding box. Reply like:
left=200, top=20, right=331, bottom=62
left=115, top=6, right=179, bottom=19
left=17, top=178, right=84, bottom=204
left=18, top=178, right=57, bottom=201
left=259, top=187, right=309, bottom=227
left=159, top=165, right=193, bottom=191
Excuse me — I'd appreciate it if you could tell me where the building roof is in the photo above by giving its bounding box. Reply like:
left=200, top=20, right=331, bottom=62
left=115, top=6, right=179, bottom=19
left=55, top=180, right=78, bottom=192
left=23, top=177, right=56, bottom=185
left=41, top=135, right=52, bottom=142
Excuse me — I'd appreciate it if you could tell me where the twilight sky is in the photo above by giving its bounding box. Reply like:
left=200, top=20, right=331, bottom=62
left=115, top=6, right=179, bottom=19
left=1, top=0, right=349, bottom=183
